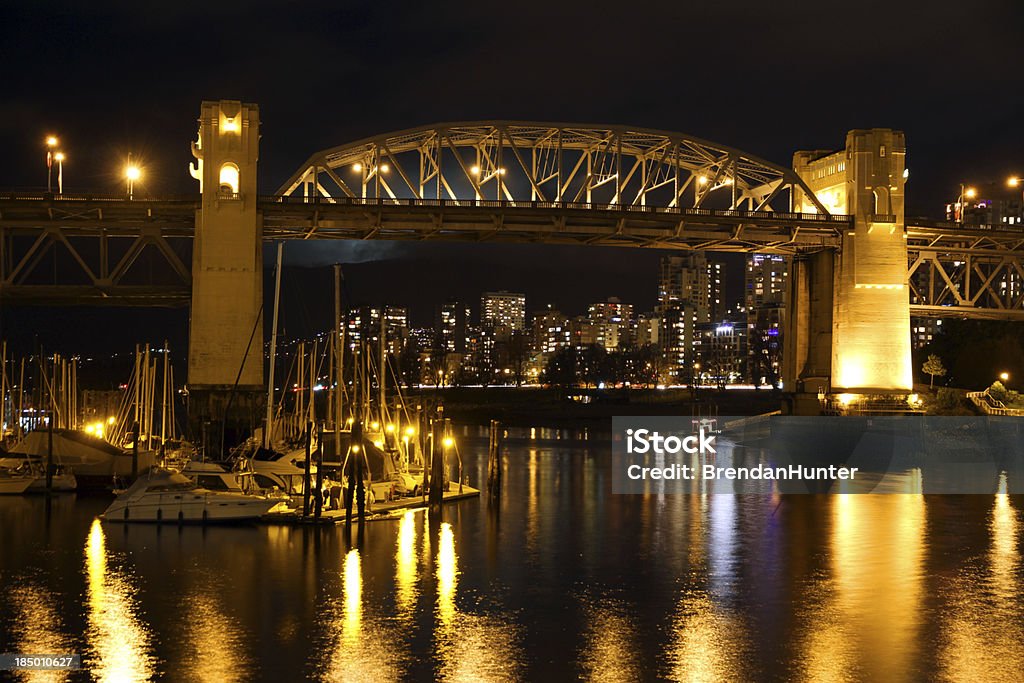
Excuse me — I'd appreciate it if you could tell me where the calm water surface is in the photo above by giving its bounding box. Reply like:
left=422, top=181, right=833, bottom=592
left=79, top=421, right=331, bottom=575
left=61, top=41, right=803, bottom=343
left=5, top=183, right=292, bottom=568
left=1, top=426, right=1022, bottom=682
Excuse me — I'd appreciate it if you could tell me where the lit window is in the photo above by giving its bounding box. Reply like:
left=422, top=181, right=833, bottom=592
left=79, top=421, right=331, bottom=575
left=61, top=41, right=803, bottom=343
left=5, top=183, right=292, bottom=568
left=219, top=163, right=240, bottom=194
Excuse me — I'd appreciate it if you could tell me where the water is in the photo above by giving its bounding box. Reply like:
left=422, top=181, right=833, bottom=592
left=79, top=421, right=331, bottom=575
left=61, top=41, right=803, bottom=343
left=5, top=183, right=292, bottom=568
left=1, top=426, right=1022, bottom=682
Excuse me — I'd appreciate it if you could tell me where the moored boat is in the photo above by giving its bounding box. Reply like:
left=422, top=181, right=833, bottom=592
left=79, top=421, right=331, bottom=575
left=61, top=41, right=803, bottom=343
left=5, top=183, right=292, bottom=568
left=0, top=471, right=34, bottom=495
left=11, top=429, right=156, bottom=490
left=0, top=455, right=77, bottom=492
left=101, top=468, right=284, bottom=523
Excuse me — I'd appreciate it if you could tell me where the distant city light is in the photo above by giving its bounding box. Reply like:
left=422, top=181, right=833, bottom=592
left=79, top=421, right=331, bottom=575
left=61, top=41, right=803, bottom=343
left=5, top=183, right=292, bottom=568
left=352, top=162, right=362, bottom=172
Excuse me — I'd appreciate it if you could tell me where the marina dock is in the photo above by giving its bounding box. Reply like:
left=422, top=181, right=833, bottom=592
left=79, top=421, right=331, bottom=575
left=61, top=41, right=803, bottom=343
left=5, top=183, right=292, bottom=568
left=263, top=485, right=481, bottom=525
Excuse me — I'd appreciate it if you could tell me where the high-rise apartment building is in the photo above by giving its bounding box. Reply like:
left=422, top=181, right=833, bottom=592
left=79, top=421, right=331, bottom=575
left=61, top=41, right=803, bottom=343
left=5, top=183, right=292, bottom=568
left=480, top=291, right=527, bottom=332
left=657, top=253, right=724, bottom=323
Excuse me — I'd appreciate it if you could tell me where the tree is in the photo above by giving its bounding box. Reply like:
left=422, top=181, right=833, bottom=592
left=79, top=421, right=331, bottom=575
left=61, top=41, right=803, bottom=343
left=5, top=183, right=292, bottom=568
left=543, top=347, right=578, bottom=388
left=922, top=354, right=947, bottom=389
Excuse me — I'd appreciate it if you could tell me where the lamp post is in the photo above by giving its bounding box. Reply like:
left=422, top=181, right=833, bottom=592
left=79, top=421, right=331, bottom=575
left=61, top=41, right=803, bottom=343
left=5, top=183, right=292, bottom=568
left=45, top=136, right=58, bottom=193
left=54, top=152, right=65, bottom=195
left=1008, top=177, right=1022, bottom=225
left=958, top=184, right=977, bottom=226
left=125, top=155, right=142, bottom=199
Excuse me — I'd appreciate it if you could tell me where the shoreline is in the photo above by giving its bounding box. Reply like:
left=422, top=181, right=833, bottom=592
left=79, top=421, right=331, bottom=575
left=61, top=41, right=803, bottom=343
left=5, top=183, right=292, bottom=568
left=406, top=387, right=783, bottom=428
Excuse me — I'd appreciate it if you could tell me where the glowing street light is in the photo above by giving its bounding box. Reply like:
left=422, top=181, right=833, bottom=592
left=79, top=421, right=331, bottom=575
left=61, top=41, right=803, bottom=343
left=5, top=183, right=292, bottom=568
left=957, top=184, right=977, bottom=225
left=45, top=135, right=58, bottom=193
left=1009, top=177, right=1020, bottom=188
left=54, top=151, right=65, bottom=194
left=1000, top=372, right=1009, bottom=383
left=125, top=155, right=142, bottom=199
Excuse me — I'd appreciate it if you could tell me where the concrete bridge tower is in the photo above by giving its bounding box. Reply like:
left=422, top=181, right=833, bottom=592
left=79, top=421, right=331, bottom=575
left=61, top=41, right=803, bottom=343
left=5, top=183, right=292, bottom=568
left=187, top=100, right=264, bottom=445
left=786, top=129, right=913, bottom=413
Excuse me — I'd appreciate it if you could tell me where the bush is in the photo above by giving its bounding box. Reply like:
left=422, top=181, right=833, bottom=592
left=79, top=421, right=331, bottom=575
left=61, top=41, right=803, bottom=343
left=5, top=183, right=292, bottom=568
left=988, top=381, right=1009, bottom=404
left=933, top=388, right=962, bottom=412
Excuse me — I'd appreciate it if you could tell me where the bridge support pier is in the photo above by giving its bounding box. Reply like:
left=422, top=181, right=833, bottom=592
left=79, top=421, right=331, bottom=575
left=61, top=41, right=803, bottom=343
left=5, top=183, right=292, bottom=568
left=786, top=129, right=913, bottom=415
left=186, top=101, right=265, bottom=452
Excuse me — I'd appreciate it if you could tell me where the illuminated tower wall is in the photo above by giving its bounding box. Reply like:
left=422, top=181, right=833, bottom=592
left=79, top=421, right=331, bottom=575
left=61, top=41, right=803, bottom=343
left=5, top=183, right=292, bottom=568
left=187, top=100, right=263, bottom=391
left=792, top=129, right=913, bottom=393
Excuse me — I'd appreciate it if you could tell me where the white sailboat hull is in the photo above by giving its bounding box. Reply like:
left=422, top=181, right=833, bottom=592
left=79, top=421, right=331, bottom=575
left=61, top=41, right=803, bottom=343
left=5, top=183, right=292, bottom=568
left=103, top=490, right=279, bottom=523
left=0, top=477, right=34, bottom=495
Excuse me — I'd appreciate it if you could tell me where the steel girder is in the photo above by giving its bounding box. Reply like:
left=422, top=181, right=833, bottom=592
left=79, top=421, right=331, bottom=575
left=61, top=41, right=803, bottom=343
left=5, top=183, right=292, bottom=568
left=276, top=121, right=831, bottom=215
left=0, top=194, right=195, bottom=306
left=907, top=223, right=1024, bottom=320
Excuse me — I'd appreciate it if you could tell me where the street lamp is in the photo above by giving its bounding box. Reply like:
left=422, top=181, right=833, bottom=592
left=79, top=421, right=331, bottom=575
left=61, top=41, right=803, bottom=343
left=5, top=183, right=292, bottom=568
left=958, top=184, right=977, bottom=226
left=125, top=156, right=142, bottom=199
left=999, top=372, right=1009, bottom=383
left=45, top=136, right=58, bottom=193
left=54, top=152, right=65, bottom=194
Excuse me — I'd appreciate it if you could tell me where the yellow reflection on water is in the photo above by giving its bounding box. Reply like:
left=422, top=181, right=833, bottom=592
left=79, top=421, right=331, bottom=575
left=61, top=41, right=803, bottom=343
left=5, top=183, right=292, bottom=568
left=579, top=597, right=641, bottom=682
left=434, top=521, right=522, bottom=681
left=8, top=582, right=70, bottom=683
left=666, top=592, right=745, bottom=683
left=344, top=549, right=362, bottom=635
left=437, top=522, right=458, bottom=628
left=990, top=475, right=1018, bottom=599
left=321, top=548, right=400, bottom=682
left=84, top=519, right=155, bottom=682
left=939, top=485, right=1024, bottom=680
left=799, top=494, right=925, bottom=682
left=395, top=510, right=418, bottom=616
left=665, top=495, right=745, bottom=682
left=179, top=590, right=251, bottom=683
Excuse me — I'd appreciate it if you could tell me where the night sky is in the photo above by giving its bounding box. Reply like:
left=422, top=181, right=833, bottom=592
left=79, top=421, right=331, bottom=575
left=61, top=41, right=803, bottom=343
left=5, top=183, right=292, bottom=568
left=1, top=1, right=1023, bottom=358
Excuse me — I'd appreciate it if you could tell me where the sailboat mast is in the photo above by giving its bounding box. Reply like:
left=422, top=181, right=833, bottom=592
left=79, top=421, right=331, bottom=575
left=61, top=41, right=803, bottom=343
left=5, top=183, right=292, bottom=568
left=379, top=312, right=386, bottom=425
left=265, top=243, right=283, bottom=449
left=161, top=342, right=169, bottom=445
left=334, top=264, right=343, bottom=460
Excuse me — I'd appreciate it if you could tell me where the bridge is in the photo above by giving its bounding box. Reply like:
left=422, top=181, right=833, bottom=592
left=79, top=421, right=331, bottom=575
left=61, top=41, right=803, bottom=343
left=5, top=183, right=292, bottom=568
left=1, top=101, right=1022, bottom=415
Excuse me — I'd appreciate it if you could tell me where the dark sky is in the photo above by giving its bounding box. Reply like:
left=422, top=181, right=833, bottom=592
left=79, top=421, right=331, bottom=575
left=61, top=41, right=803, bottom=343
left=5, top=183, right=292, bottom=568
left=1, top=1, right=1023, bottom=355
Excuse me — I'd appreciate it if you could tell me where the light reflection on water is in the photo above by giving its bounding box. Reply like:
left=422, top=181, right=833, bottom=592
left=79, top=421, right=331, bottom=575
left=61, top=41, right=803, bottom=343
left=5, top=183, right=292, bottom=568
left=939, top=475, right=1024, bottom=682
left=0, top=436, right=1022, bottom=681
left=320, top=547, right=401, bottom=683
left=7, top=581, right=71, bottom=683
left=797, top=494, right=926, bottom=682
left=84, top=519, right=157, bottom=682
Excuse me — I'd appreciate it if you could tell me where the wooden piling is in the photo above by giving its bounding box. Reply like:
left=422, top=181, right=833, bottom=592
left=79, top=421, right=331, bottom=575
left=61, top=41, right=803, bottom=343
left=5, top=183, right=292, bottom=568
left=429, top=418, right=445, bottom=514
left=487, top=419, right=502, bottom=500
left=314, top=422, right=325, bottom=521
left=46, top=411, right=54, bottom=493
left=302, top=421, right=312, bottom=517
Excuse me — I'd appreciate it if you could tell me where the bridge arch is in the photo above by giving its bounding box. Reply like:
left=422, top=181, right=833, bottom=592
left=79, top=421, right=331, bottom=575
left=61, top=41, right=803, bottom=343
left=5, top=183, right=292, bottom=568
left=277, top=122, right=829, bottom=215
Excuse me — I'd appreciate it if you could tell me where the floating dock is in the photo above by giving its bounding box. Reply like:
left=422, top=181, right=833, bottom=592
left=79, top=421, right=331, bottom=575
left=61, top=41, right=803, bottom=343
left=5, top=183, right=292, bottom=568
left=263, top=485, right=480, bottom=525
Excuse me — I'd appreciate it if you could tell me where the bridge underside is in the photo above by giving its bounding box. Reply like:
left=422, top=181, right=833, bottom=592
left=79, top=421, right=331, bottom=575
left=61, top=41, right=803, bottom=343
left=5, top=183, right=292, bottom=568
left=0, top=194, right=1022, bottom=318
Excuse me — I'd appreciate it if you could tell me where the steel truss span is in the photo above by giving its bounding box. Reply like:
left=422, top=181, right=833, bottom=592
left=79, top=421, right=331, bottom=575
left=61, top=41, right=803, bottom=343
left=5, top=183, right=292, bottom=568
left=278, top=121, right=831, bottom=213
left=907, top=223, right=1024, bottom=320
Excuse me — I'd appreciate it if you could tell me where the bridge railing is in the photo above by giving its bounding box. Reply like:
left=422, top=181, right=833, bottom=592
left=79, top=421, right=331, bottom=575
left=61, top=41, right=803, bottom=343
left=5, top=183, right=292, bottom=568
left=0, top=191, right=200, bottom=203
left=260, top=195, right=853, bottom=224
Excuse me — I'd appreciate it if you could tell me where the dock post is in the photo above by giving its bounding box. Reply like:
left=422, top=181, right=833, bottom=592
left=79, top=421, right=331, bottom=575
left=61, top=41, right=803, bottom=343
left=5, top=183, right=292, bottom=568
left=355, top=426, right=366, bottom=525
left=46, top=412, right=54, bottom=493
left=429, top=418, right=445, bottom=514
left=487, top=419, right=502, bottom=500
left=302, top=421, right=312, bottom=518
left=314, top=421, right=325, bottom=521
